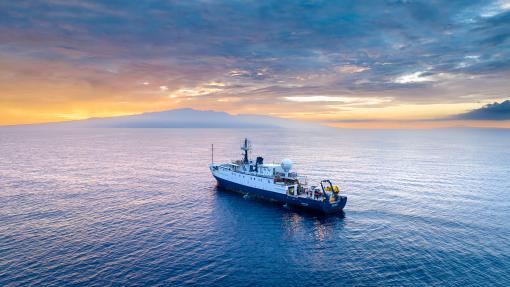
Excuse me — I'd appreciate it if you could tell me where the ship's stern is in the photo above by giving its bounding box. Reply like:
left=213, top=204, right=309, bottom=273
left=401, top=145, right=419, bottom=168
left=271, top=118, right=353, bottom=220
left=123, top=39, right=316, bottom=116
left=322, top=195, right=347, bottom=213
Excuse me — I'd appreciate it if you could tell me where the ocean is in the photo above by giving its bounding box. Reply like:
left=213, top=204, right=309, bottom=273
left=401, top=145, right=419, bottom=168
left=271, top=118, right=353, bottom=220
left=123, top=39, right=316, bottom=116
left=1, top=127, right=509, bottom=286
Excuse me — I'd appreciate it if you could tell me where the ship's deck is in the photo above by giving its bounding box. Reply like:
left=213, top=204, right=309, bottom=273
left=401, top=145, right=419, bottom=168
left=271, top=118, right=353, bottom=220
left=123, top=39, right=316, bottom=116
left=215, top=166, right=302, bottom=186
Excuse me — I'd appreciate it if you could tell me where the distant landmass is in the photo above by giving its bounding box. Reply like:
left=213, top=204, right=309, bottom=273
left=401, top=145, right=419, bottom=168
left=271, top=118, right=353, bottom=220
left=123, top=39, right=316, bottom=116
left=41, top=108, right=320, bottom=129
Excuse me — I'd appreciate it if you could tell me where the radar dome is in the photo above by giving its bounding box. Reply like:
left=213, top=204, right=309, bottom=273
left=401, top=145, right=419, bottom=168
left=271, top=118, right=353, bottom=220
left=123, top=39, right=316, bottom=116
left=281, top=158, right=293, bottom=172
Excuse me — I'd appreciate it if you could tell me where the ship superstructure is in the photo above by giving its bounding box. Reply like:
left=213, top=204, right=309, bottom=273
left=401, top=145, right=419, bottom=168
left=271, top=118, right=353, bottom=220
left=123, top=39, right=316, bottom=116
left=209, top=138, right=347, bottom=213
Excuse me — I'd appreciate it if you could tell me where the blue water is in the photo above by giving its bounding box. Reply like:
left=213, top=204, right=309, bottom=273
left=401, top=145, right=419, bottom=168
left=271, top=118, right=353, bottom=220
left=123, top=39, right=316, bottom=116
left=1, top=127, right=509, bottom=286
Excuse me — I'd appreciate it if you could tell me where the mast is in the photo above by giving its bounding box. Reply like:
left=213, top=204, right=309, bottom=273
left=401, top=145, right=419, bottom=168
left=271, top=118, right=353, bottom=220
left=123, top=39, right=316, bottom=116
left=211, top=144, right=214, bottom=164
left=241, top=138, right=250, bottom=164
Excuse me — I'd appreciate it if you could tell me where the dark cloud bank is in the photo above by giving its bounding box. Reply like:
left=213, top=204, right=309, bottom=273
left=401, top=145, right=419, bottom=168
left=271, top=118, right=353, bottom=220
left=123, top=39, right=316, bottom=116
left=453, top=100, right=510, bottom=120
left=1, top=0, right=509, bottom=119
left=1, top=1, right=509, bottom=93
left=325, top=99, right=510, bottom=123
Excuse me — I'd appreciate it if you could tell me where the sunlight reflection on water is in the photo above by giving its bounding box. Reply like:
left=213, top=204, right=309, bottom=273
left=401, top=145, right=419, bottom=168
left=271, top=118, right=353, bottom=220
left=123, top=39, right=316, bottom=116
left=0, top=127, right=509, bottom=286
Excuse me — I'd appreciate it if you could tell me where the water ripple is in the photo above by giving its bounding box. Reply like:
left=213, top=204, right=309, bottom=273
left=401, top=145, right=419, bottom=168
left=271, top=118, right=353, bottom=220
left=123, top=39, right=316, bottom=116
left=0, top=128, right=509, bottom=286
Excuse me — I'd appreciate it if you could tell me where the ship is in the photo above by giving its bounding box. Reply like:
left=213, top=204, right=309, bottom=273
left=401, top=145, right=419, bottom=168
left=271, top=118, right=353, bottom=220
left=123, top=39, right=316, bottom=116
left=209, top=138, right=347, bottom=213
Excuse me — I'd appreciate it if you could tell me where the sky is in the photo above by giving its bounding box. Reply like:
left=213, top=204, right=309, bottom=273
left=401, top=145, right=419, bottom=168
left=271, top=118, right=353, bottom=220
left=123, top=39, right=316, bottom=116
left=1, top=0, right=509, bottom=127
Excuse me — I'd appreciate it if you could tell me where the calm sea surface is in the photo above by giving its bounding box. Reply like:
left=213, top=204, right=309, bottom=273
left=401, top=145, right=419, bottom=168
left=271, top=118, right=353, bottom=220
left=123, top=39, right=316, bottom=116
left=1, top=127, right=509, bottom=286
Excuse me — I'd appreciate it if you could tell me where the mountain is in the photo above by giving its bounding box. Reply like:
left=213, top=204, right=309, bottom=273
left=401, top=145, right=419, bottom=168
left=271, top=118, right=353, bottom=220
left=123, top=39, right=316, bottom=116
left=42, top=108, right=320, bottom=129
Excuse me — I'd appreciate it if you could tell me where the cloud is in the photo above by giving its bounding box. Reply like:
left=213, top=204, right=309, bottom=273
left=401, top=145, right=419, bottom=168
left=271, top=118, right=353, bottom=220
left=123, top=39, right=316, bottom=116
left=394, top=72, right=434, bottom=84
left=283, top=96, right=391, bottom=106
left=337, top=65, right=370, bottom=74
left=1, top=0, right=510, bottom=125
left=452, top=100, right=510, bottom=120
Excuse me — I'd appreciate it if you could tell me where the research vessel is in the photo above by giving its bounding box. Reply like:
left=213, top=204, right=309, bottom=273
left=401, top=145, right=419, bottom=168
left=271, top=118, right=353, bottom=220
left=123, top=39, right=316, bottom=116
left=209, top=139, right=347, bottom=213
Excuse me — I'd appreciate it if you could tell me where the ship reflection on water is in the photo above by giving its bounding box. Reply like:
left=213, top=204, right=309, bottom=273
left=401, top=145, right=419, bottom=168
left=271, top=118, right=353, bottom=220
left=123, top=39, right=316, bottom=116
left=214, top=183, right=346, bottom=242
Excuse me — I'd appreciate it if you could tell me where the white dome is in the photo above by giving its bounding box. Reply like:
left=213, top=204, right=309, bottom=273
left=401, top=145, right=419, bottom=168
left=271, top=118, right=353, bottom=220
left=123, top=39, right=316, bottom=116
left=281, top=158, right=293, bottom=172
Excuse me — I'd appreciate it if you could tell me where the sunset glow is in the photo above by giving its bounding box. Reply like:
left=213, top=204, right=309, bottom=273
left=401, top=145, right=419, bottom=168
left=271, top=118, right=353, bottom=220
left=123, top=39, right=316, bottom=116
left=1, top=1, right=509, bottom=127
